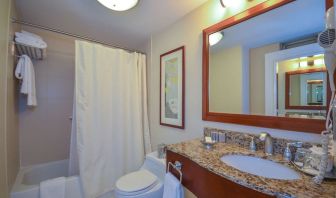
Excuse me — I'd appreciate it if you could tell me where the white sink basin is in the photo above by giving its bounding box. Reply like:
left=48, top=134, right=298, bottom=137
left=220, top=155, right=300, bottom=180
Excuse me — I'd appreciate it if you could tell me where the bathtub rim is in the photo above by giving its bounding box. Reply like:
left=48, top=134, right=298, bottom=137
left=11, top=159, right=70, bottom=193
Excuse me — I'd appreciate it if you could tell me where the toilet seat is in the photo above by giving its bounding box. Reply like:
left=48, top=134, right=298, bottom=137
left=115, top=170, right=159, bottom=196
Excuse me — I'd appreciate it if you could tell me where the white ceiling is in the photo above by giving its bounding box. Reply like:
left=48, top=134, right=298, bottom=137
left=15, top=0, right=208, bottom=51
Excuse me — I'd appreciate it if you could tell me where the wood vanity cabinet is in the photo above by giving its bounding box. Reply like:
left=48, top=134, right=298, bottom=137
left=166, top=150, right=274, bottom=198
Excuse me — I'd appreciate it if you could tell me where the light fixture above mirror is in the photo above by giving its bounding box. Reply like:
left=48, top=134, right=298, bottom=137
left=209, top=32, right=223, bottom=46
left=97, top=0, right=139, bottom=11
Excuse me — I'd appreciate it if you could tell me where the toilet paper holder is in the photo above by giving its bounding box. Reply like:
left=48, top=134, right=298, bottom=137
left=167, top=161, right=182, bottom=183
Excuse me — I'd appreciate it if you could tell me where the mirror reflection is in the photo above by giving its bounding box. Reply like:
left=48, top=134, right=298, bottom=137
left=208, top=0, right=326, bottom=119
left=289, top=72, right=325, bottom=106
left=286, top=67, right=327, bottom=107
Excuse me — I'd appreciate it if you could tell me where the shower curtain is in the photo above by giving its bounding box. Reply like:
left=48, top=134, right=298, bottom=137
left=69, top=40, right=151, bottom=198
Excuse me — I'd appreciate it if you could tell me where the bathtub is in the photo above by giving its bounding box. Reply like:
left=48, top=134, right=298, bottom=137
left=11, top=160, right=115, bottom=198
left=11, top=160, right=84, bottom=198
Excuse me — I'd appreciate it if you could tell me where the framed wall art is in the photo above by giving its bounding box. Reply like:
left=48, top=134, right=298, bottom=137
left=160, top=46, right=185, bottom=129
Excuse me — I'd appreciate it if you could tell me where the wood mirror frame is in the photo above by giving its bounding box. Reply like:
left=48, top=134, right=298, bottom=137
left=285, top=68, right=329, bottom=111
left=202, top=0, right=334, bottom=133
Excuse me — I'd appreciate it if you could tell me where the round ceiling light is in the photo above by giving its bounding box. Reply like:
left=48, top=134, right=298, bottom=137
left=97, top=0, right=139, bottom=11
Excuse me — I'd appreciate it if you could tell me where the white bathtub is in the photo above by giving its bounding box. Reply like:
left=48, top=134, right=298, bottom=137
left=11, top=160, right=115, bottom=198
left=11, top=160, right=84, bottom=198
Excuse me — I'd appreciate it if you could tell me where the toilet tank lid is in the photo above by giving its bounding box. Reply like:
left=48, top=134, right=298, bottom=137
left=146, top=151, right=165, bottom=165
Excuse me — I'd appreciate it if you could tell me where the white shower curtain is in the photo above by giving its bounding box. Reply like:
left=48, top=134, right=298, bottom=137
left=69, top=40, right=151, bottom=198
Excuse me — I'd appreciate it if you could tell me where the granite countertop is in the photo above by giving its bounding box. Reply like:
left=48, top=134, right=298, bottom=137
left=167, top=139, right=336, bottom=198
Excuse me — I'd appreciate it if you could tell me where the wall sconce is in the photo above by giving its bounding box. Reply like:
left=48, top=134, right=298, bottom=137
left=209, top=32, right=223, bottom=46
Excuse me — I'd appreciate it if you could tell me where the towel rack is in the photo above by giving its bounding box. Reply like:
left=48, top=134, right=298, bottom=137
left=167, top=161, right=182, bottom=183
left=14, top=41, right=46, bottom=60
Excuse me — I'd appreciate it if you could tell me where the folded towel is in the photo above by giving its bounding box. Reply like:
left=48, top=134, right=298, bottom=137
left=21, top=30, right=43, bottom=40
left=15, top=55, right=37, bottom=106
left=15, top=31, right=47, bottom=48
left=40, top=177, right=66, bottom=198
left=15, top=36, right=47, bottom=49
left=163, top=172, right=184, bottom=198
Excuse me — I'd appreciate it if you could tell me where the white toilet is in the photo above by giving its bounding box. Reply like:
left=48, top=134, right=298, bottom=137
left=114, top=151, right=166, bottom=198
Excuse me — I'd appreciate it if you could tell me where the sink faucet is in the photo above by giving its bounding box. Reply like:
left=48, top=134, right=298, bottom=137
left=259, top=132, right=273, bottom=155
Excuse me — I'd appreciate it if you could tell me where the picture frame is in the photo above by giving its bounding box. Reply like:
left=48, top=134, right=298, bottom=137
left=160, top=46, right=185, bottom=129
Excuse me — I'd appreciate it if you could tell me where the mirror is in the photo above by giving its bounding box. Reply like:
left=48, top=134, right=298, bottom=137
left=285, top=68, right=328, bottom=114
left=203, top=0, right=331, bottom=132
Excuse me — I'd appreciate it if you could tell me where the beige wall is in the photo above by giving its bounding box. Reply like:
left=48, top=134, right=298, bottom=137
left=0, top=0, right=20, bottom=197
left=146, top=0, right=321, bottom=152
left=289, top=75, right=301, bottom=106
left=19, top=26, right=75, bottom=166
left=249, top=44, right=280, bottom=115
left=0, top=0, right=11, bottom=196
left=6, top=1, right=20, bottom=190
left=209, top=45, right=243, bottom=113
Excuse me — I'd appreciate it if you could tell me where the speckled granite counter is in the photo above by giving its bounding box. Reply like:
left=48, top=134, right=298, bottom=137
left=167, top=139, right=336, bottom=198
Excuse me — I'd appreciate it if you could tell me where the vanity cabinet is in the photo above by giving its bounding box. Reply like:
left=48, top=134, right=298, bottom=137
left=166, top=150, right=273, bottom=198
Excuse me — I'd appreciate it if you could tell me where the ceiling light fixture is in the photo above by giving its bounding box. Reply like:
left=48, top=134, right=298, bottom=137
left=97, top=0, right=139, bottom=11
left=209, top=32, right=223, bottom=46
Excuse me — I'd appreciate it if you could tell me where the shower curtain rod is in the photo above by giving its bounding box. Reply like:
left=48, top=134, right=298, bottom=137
left=11, top=18, right=145, bottom=54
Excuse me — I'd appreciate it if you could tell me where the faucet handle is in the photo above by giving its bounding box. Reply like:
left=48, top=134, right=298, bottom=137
left=283, top=144, right=292, bottom=161
left=283, top=142, right=303, bottom=161
left=249, top=136, right=256, bottom=152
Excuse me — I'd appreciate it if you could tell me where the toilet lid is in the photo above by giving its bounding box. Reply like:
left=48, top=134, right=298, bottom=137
left=116, top=170, right=158, bottom=193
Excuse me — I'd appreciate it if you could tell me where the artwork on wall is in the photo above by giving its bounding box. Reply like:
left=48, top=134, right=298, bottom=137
left=160, top=46, right=185, bottom=129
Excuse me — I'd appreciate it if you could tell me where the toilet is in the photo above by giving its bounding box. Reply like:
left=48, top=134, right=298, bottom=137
left=114, top=151, right=166, bottom=198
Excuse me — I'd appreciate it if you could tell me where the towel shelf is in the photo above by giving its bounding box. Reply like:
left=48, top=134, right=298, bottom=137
left=14, top=42, right=46, bottom=60
left=167, top=161, right=183, bottom=183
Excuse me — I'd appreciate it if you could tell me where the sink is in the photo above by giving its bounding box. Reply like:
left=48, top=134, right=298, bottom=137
left=220, top=155, right=300, bottom=180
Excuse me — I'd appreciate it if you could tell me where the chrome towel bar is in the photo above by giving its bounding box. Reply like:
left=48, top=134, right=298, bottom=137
left=167, top=161, right=182, bottom=183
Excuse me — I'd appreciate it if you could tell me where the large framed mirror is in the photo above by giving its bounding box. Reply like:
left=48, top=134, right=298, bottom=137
left=202, top=0, right=334, bottom=133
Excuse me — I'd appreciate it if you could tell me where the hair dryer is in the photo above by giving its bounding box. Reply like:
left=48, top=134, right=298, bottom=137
left=318, top=7, right=336, bottom=91
left=323, top=51, right=336, bottom=91
left=313, top=5, right=336, bottom=185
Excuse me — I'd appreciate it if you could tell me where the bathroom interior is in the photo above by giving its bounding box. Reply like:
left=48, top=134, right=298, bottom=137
left=1, top=0, right=336, bottom=197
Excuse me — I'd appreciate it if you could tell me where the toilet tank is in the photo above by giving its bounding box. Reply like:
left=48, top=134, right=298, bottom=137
left=141, top=151, right=166, bottom=181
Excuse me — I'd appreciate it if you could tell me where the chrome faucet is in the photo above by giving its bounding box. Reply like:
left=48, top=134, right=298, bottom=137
left=259, top=132, right=273, bottom=155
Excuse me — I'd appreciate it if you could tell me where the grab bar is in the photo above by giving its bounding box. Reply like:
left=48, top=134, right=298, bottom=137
left=167, top=161, right=182, bottom=183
